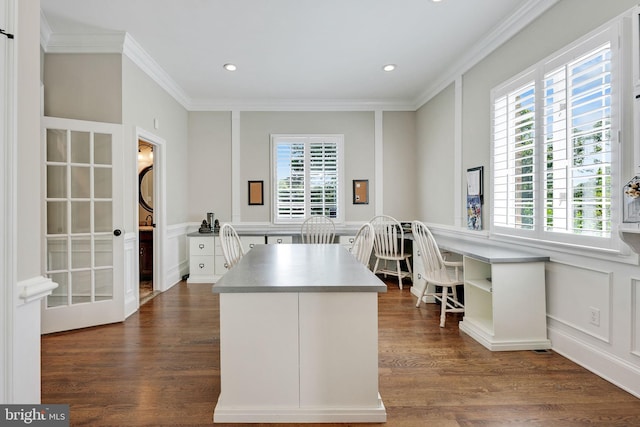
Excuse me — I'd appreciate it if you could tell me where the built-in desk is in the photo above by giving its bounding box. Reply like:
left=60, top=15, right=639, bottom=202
left=432, top=235, right=552, bottom=351
left=211, top=244, right=387, bottom=423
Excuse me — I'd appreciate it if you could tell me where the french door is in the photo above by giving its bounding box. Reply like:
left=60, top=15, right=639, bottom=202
left=41, top=117, right=124, bottom=334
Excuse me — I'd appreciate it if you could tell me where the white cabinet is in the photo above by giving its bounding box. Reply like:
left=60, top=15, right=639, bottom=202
left=267, top=235, right=293, bottom=244
left=214, top=235, right=265, bottom=276
left=188, top=235, right=217, bottom=283
left=459, top=256, right=551, bottom=351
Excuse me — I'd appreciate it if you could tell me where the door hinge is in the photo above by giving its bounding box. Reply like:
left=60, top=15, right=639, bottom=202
left=0, top=28, right=14, bottom=39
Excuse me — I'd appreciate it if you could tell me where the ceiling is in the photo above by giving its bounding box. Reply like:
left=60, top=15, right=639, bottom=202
left=39, top=0, right=556, bottom=110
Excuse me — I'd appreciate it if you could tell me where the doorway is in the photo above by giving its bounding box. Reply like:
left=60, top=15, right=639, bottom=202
left=137, top=139, right=157, bottom=304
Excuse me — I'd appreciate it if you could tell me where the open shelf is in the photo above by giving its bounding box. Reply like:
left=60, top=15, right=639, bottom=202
left=465, top=278, right=492, bottom=293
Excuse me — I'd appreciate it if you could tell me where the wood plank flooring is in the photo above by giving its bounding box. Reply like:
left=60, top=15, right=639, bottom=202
left=41, top=279, right=640, bottom=426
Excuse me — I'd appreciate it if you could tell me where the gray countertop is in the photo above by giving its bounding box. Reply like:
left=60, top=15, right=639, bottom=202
left=212, top=244, right=387, bottom=293
left=433, top=235, right=549, bottom=264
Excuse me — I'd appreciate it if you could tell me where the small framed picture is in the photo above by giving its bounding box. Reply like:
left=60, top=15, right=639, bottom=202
left=466, top=166, right=484, bottom=204
left=353, top=179, right=369, bottom=204
left=248, top=181, right=264, bottom=206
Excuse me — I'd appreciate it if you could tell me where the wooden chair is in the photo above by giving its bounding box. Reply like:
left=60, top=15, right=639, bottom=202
left=219, top=223, right=244, bottom=269
left=351, top=222, right=375, bottom=268
left=301, top=216, right=336, bottom=244
left=370, top=215, right=412, bottom=289
left=411, top=220, right=464, bottom=327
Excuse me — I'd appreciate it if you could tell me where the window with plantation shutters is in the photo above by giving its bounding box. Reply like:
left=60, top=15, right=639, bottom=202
left=491, top=25, right=619, bottom=249
left=272, top=135, right=343, bottom=223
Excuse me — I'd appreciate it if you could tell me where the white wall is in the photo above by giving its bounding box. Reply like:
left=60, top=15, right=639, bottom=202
left=43, top=53, right=122, bottom=124
left=187, top=111, right=384, bottom=225
left=415, top=84, right=455, bottom=225
left=187, top=111, right=232, bottom=223
left=417, top=0, right=640, bottom=397
left=382, top=111, right=417, bottom=221
left=122, top=56, right=189, bottom=229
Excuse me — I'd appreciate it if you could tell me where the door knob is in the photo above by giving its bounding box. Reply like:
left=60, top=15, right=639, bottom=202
left=113, top=229, right=122, bottom=236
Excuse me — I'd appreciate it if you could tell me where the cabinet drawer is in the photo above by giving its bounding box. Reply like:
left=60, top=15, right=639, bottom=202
left=339, top=235, right=356, bottom=246
left=190, top=255, right=214, bottom=276
left=190, top=237, right=215, bottom=256
left=267, top=235, right=293, bottom=244
left=241, top=235, right=266, bottom=250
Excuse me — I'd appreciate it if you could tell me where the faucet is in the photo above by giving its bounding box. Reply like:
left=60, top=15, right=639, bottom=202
left=145, top=214, right=153, bottom=226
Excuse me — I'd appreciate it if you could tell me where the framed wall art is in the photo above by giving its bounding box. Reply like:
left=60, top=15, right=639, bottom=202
left=248, top=180, right=264, bottom=206
left=353, top=179, right=369, bottom=204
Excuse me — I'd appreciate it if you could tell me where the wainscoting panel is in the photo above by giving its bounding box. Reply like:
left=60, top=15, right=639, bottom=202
left=165, top=224, right=190, bottom=289
left=124, top=232, right=138, bottom=318
left=546, top=262, right=612, bottom=343
left=633, top=278, right=640, bottom=358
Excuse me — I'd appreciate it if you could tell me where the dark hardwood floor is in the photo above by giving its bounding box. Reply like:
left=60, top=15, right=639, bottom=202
left=41, top=279, right=640, bottom=426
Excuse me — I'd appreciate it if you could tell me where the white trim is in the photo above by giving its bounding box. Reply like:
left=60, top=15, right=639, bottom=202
left=549, top=325, right=640, bottom=399
left=214, top=402, right=386, bottom=424
left=231, top=111, right=241, bottom=223
left=374, top=110, right=383, bottom=216
left=189, top=99, right=415, bottom=112
left=135, top=127, right=168, bottom=292
left=124, top=231, right=137, bottom=318
left=18, top=276, right=57, bottom=305
left=453, top=77, right=463, bottom=228
left=1, top=0, right=16, bottom=404
left=122, top=34, right=190, bottom=109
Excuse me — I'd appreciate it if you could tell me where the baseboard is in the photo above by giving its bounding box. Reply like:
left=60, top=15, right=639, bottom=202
left=548, top=326, right=640, bottom=399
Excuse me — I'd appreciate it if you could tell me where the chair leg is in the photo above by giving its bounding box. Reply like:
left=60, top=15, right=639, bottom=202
left=439, top=287, right=447, bottom=328
left=396, top=260, right=403, bottom=290
left=373, top=258, right=380, bottom=275
left=405, top=256, right=413, bottom=277
left=415, top=281, right=427, bottom=308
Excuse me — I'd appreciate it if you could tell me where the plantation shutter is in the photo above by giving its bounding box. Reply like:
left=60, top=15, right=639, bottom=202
left=493, top=81, right=536, bottom=230
left=543, top=43, right=612, bottom=237
left=273, top=135, right=342, bottom=222
left=275, top=140, right=305, bottom=220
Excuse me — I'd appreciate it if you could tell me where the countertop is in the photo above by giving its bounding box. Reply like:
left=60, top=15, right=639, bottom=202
left=433, top=235, right=550, bottom=264
left=212, top=244, right=387, bottom=294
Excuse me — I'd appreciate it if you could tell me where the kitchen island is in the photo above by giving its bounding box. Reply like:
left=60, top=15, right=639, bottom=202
left=211, top=244, right=387, bottom=423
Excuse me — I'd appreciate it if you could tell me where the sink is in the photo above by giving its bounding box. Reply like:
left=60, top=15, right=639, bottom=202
left=139, top=225, right=154, bottom=231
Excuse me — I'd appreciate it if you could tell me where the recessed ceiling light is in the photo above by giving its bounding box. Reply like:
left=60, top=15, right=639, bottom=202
left=382, top=64, right=396, bottom=72
left=223, top=63, right=237, bottom=71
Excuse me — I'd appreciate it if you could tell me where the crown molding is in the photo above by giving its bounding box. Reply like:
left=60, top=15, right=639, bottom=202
left=187, top=98, right=416, bottom=112
left=412, top=0, right=560, bottom=110
left=121, top=34, right=191, bottom=108
left=39, top=8, right=52, bottom=49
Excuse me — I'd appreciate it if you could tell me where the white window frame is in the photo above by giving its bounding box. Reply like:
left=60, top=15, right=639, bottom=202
left=490, top=22, right=623, bottom=252
left=271, top=134, right=345, bottom=224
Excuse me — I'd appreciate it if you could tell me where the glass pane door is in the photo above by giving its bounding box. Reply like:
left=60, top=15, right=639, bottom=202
left=45, top=128, right=114, bottom=308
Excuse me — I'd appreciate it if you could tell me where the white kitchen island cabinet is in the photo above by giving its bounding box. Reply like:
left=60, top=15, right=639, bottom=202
left=211, top=244, right=387, bottom=423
